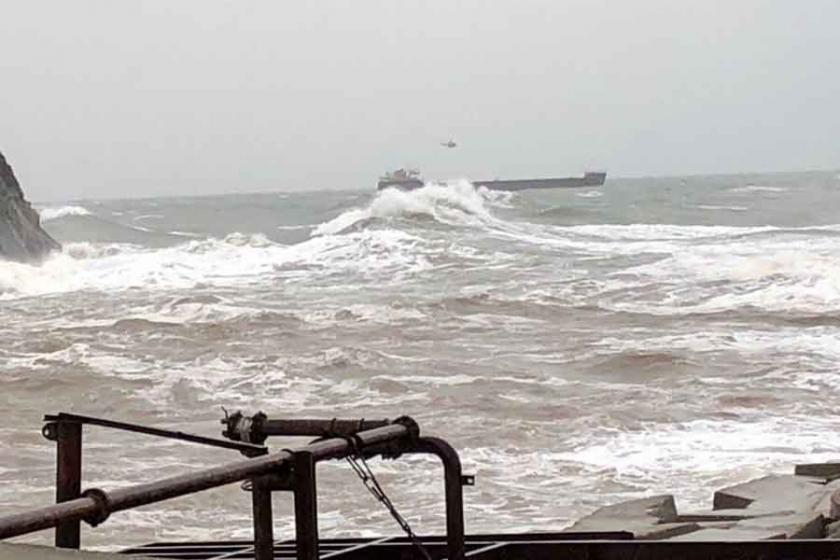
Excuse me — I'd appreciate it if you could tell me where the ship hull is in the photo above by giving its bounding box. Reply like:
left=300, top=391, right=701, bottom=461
left=376, top=178, right=425, bottom=190
left=377, top=172, right=606, bottom=191
left=475, top=172, right=606, bottom=191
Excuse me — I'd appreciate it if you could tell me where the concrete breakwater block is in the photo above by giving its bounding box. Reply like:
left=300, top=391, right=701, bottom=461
left=563, top=465, right=840, bottom=540
left=795, top=463, right=840, bottom=480
left=568, top=496, right=825, bottom=540
left=673, top=508, right=826, bottom=539
left=583, top=494, right=679, bottom=522
left=567, top=495, right=703, bottom=539
left=675, top=508, right=796, bottom=523
left=816, top=486, right=840, bottom=519
left=713, top=474, right=826, bottom=511
left=669, top=527, right=789, bottom=541
left=734, top=511, right=825, bottom=539
left=827, top=520, right=840, bottom=539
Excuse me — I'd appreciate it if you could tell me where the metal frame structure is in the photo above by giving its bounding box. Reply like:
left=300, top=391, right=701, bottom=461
left=220, top=413, right=474, bottom=560
left=0, top=412, right=468, bottom=560
left=3, top=413, right=840, bottom=559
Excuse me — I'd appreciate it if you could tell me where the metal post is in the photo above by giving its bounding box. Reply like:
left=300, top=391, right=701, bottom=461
left=55, top=420, right=82, bottom=549
left=251, top=476, right=274, bottom=560
left=293, top=451, right=318, bottom=560
left=412, top=438, right=465, bottom=560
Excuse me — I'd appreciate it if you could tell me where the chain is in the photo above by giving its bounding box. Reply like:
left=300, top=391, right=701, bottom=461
left=345, top=448, right=433, bottom=560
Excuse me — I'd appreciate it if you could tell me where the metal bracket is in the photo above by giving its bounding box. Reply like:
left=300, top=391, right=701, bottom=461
left=42, top=422, right=59, bottom=441
left=80, top=488, right=110, bottom=527
left=241, top=465, right=296, bottom=492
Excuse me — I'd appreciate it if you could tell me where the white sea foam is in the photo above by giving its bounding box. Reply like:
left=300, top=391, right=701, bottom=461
left=128, top=296, right=255, bottom=325
left=695, top=204, right=748, bottom=211
left=555, top=223, right=778, bottom=241
left=372, top=373, right=479, bottom=386
left=312, top=181, right=503, bottom=236
left=557, top=414, right=840, bottom=502
left=731, top=185, right=787, bottom=193
left=62, top=241, right=141, bottom=259
left=608, top=242, right=840, bottom=315
left=38, top=205, right=92, bottom=221
left=133, top=214, right=164, bottom=222
left=300, top=303, right=426, bottom=326
left=498, top=221, right=840, bottom=315
left=593, top=328, right=840, bottom=371
left=0, top=228, right=436, bottom=299
left=276, top=224, right=313, bottom=230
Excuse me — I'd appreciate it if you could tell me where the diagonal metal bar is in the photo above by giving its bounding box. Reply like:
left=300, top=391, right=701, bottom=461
left=44, top=413, right=267, bottom=456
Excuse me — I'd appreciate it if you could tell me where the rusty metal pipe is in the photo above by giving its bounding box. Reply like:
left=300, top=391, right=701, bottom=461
left=410, top=437, right=465, bottom=560
left=261, top=419, right=390, bottom=437
left=342, top=436, right=466, bottom=560
left=0, top=423, right=410, bottom=540
left=222, top=415, right=392, bottom=445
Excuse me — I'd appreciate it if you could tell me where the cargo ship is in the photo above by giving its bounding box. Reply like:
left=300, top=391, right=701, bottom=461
left=376, top=169, right=607, bottom=191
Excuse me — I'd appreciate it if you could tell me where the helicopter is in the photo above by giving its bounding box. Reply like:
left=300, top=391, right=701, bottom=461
left=440, top=139, right=457, bottom=148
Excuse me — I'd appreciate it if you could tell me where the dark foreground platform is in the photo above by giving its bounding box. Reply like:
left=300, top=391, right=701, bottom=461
left=121, top=534, right=840, bottom=560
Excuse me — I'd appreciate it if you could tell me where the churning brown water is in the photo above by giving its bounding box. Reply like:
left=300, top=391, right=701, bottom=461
left=2, top=172, right=840, bottom=549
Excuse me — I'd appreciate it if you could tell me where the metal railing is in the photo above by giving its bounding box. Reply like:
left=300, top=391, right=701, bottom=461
left=0, top=412, right=468, bottom=560
left=222, top=412, right=471, bottom=560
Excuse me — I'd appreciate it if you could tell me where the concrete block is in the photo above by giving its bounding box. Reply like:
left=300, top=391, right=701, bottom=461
left=811, top=480, right=840, bottom=518
left=736, top=512, right=825, bottom=539
left=713, top=475, right=826, bottom=511
left=567, top=518, right=701, bottom=540
left=676, top=508, right=795, bottom=523
left=795, top=462, right=840, bottom=480
left=570, top=494, right=678, bottom=525
left=566, top=495, right=695, bottom=540
left=633, top=522, right=702, bottom=540
left=671, top=512, right=823, bottom=540
left=826, top=520, right=840, bottom=539
left=670, top=527, right=787, bottom=541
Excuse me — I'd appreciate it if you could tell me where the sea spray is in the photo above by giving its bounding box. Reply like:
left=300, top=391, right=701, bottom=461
left=312, top=180, right=508, bottom=236
left=37, top=205, right=93, bottom=221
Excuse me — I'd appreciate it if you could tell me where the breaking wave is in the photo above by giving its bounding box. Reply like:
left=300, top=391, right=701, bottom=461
left=0, top=228, right=433, bottom=299
left=6, top=200, right=840, bottom=319
left=312, top=181, right=510, bottom=236
left=38, top=205, right=92, bottom=221
left=7, top=186, right=840, bottom=321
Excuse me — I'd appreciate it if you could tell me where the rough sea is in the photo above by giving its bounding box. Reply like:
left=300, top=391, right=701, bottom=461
left=2, top=171, right=840, bottom=549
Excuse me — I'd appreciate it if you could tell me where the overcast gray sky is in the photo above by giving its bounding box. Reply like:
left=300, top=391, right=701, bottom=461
left=2, top=0, right=838, bottom=200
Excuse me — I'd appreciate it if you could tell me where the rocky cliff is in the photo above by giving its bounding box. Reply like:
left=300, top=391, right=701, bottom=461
left=0, top=151, right=61, bottom=262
